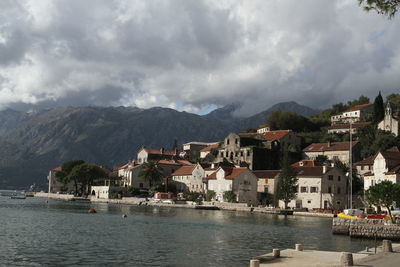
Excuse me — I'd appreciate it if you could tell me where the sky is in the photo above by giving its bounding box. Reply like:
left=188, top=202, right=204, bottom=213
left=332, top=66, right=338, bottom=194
left=0, top=0, right=399, bottom=117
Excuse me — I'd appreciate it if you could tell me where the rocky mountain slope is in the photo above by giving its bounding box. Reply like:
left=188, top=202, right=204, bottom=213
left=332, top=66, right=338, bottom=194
left=0, top=102, right=318, bottom=189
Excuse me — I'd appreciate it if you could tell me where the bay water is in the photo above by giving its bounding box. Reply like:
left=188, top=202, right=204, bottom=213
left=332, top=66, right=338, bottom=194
left=0, top=196, right=375, bottom=266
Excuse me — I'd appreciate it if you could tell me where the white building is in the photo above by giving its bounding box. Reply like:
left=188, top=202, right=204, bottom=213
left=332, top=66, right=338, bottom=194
left=378, top=103, right=399, bottom=136
left=303, top=141, right=361, bottom=163
left=279, top=165, right=347, bottom=210
left=206, top=167, right=258, bottom=205
left=330, top=103, right=373, bottom=125
left=363, top=147, right=400, bottom=191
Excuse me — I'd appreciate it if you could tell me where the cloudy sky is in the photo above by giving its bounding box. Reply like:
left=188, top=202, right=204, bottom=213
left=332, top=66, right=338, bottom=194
left=0, top=0, right=399, bottom=116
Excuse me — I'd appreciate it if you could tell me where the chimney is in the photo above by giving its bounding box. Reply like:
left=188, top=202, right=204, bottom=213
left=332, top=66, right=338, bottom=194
left=323, top=165, right=327, bottom=174
left=211, top=163, right=215, bottom=169
left=160, top=147, right=165, bottom=154
left=327, top=141, right=331, bottom=147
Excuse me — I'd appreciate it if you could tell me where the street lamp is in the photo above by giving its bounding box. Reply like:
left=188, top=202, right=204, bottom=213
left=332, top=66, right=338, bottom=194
left=349, top=122, right=353, bottom=209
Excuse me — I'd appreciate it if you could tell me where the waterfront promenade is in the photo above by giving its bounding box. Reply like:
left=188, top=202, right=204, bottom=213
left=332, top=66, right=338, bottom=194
left=251, top=243, right=400, bottom=266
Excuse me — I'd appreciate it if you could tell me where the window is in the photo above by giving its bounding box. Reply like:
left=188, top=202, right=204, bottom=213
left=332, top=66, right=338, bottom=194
left=225, top=151, right=229, bottom=157
left=240, top=151, right=243, bottom=156
left=295, top=185, right=299, bottom=192
left=310, top=187, right=318, bottom=193
left=337, top=187, right=341, bottom=194
left=235, top=152, right=238, bottom=156
left=227, top=139, right=230, bottom=145
left=361, top=165, right=364, bottom=170
left=336, top=201, right=341, bottom=205
left=235, top=138, right=238, bottom=144
left=307, top=200, right=311, bottom=204
left=328, top=175, right=333, bottom=181
left=338, top=176, right=341, bottom=181
left=221, top=152, right=224, bottom=157
left=328, top=187, right=332, bottom=193
left=300, top=186, right=308, bottom=193
left=247, top=151, right=250, bottom=156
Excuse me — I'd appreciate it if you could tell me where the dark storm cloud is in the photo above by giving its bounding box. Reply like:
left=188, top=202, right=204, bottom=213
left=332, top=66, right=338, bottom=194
left=0, top=0, right=399, bottom=115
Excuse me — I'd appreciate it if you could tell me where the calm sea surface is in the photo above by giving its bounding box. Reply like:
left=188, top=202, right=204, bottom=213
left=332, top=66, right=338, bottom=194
left=0, top=195, right=375, bottom=267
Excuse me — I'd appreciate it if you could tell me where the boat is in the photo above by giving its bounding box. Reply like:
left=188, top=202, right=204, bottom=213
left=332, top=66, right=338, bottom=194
left=366, top=214, right=392, bottom=220
left=337, top=209, right=364, bottom=219
left=195, top=205, right=220, bottom=210
left=10, top=195, right=26, bottom=199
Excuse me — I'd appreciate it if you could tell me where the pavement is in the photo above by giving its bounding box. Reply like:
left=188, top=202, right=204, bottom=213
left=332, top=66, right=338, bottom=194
left=252, top=243, right=400, bottom=267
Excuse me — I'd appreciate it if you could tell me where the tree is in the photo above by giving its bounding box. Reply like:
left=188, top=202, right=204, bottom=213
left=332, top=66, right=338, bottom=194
left=267, top=111, right=318, bottom=132
left=373, top=91, right=385, bottom=123
left=138, top=161, right=163, bottom=188
left=347, top=95, right=370, bottom=107
left=387, top=93, right=400, bottom=111
left=69, top=163, right=108, bottom=195
left=205, top=190, right=216, bottom=201
left=223, top=191, right=236, bottom=203
left=55, top=160, right=85, bottom=194
left=359, top=0, right=400, bottom=18
left=275, top=146, right=298, bottom=209
left=365, top=180, right=400, bottom=223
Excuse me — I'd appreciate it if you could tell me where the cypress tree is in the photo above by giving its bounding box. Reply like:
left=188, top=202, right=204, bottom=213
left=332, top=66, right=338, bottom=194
left=275, top=146, right=298, bottom=209
left=373, top=91, right=384, bottom=123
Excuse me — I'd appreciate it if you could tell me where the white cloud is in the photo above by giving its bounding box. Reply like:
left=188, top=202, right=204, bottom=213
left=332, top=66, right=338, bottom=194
left=0, top=0, right=399, bottom=114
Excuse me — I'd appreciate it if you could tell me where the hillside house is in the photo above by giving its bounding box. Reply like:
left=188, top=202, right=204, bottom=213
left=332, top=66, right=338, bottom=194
left=278, top=164, right=347, bottom=210
left=171, top=163, right=205, bottom=193
left=363, top=147, right=400, bottom=191
left=378, top=103, right=399, bottom=136
left=252, top=170, right=280, bottom=206
left=330, top=103, right=373, bottom=125
left=137, top=147, right=177, bottom=164
left=327, top=122, right=371, bottom=134
left=303, top=141, right=360, bottom=163
left=206, top=167, right=258, bottom=205
left=182, top=142, right=218, bottom=159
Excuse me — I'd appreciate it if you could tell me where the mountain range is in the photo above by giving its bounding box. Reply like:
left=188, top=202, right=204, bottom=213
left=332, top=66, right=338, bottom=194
left=0, top=101, right=318, bottom=189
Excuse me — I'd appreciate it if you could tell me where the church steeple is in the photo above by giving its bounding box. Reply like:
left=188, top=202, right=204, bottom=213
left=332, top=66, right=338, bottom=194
left=385, top=102, right=392, bottom=117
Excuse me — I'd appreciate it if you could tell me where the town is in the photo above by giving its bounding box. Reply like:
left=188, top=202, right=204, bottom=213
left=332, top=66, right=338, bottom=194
left=45, top=93, right=400, bottom=217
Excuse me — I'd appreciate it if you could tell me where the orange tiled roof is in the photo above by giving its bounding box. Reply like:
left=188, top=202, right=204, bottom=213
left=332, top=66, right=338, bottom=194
left=207, top=167, right=247, bottom=179
left=303, top=141, right=358, bottom=152
left=143, top=148, right=176, bottom=156
left=156, top=160, right=182, bottom=166
left=200, top=143, right=219, bottom=152
left=345, top=103, right=372, bottom=112
left=252, top=170, right=280, bottom=178
left=172, top=166, right=196, bottom=176
left=262, top=130, right=291, bottom=141
left=354, top=156, right=374, bottom=166
left=51, top=166, right=62, bottom=171
left=291, top=160, right=323, bottom=167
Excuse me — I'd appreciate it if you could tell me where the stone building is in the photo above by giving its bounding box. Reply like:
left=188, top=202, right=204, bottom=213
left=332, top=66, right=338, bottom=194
left=378, top=103, right=399, bottom=136
left=206, top=167, right=258, bottom=205
left=252, top=170, right=280, bottom=206
left=182, top=142, right=218, bottom=159
left=363, top=146, right=400, bottom=191
left=171, top=163, right=205, bottom=193
left=278, top=164, right=347, bottom=210
left=136, top=147, right=177, bottom=164
left=303, top=141, right=361, bottom=163
left=199, top=143, right=220, bottom=159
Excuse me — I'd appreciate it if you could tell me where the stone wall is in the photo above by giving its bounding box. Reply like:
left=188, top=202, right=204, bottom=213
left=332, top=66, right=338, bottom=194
left=332, top=218, right=400, bottom=240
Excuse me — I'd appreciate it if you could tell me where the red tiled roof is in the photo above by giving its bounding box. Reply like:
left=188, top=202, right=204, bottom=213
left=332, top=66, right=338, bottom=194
left=156, top=160, right=182, bottom=166
left=51, top=166, right=62, bottom=171
left=294, top=166, right=331, bottom=177
left=387, top=146, right=400, bottom=152
left=354, top=156, right=374, bottom=166
left=388, top=164, right=400, bottom=174
left=143, top=148, right=176, bottom=156
left=262, top=130, right=291, bottom=141
left=200, top=143, right=219, bottom=152
left=303, top=141, right=358, bottom=152
left=291, top=160, right=323, bottom=167
left=252, top=170, right=280, bottom=178
left=172, top=166, right=196, bottom=176
left=207, top=167, right=247, bottom=179
left=327, top=122, right=371, bottom=129
left=176, top=160, right=193, bottom=166
left=380, top=151, right=400, bottom=162
left=345, top=103, right=372, bottom=112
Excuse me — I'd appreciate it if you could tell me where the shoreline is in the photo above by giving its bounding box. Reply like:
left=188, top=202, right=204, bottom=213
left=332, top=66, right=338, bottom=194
left=34, top=192, right=334, bottom=218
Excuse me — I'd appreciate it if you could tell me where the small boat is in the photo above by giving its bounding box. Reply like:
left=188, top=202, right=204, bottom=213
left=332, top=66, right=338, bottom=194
left=10, top=195, right=26, bottom=199
left=337, top=209, right=364, bottom=219
left=366, top=214, right=392, bottom=220
left=195, top=205, right=220, bottom=210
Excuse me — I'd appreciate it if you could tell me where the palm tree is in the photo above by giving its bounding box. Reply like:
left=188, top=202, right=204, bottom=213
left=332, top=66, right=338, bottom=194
left=138, top=161, right=163, bottom=189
